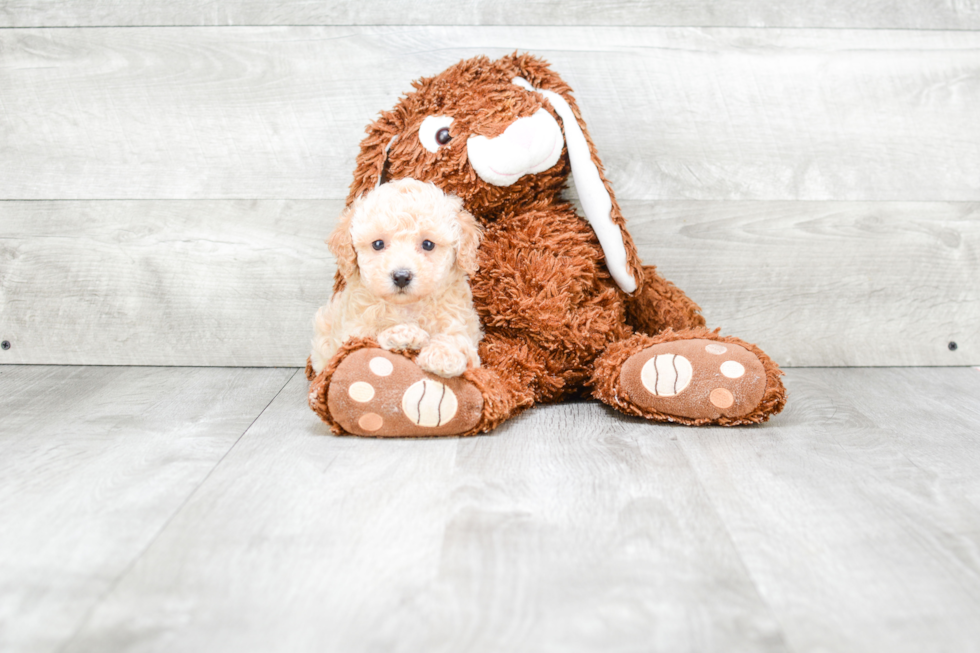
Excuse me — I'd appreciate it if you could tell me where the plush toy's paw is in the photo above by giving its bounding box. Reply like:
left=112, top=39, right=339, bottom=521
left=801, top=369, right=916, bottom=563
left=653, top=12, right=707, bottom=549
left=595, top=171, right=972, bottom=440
left=417, top=341, right=468, bottom=378
left=326, top=348, right=483, bottom=437
left=377, top=324, right=430, bottom=352
left=619, top=339, right=768, bottom=422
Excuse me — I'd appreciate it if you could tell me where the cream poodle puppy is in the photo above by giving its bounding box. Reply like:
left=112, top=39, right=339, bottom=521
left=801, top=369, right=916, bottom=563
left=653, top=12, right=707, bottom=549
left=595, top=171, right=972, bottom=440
left=310, top=178, right=483, bottom=378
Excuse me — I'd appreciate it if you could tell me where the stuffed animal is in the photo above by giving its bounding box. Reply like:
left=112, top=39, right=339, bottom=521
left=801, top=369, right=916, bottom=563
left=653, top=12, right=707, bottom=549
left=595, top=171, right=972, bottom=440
left=307, top=52, right=786, bottom=436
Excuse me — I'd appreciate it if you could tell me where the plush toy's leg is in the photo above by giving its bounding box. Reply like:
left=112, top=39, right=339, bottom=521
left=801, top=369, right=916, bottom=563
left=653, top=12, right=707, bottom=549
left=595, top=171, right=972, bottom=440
left=591, top=328, right=786, bottom=426
left=626, top=265, right=706, bottom=335
left=308, top=337, right=532, bottom=437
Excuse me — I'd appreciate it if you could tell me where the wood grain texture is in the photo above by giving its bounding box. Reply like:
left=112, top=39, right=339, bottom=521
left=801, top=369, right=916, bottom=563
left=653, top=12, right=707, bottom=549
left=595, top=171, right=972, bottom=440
left=626, top=200, right=979, bottom=367
left=2, top=0, right=979, bottom=29
left=1, top=200, right=975, bottom=367
left=1, top=27, right=979, bottom=201
left=59, top=372, right=788, bottom=653
left=0, top=365, right=295, bottom=653
left=677, top=367, right=980, bottom=652
left=4, top=366, right=980, bottom=651
left=0, top=200, right=335, bottom=366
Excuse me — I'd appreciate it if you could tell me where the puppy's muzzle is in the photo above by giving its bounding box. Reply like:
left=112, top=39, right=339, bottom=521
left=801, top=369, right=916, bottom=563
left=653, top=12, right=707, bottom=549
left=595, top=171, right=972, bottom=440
left=391, top=269, right=413, bottom=289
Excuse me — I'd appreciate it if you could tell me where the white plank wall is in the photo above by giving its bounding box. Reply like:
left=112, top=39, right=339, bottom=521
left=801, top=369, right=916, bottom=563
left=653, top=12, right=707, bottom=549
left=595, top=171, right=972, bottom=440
left=0, top=17, right=978, bottom=367
left=0, top=200, right=975, bottom=367
left=1, top=0, right=979, bottom=29
left=0, top=200, right=335, bottom=367
left=1, top=27, right=978, bottom=201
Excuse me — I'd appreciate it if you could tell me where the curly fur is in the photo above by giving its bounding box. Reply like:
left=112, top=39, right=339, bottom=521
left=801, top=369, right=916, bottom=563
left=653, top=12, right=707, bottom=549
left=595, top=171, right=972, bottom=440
left=310, top=178, right=482, bottom=379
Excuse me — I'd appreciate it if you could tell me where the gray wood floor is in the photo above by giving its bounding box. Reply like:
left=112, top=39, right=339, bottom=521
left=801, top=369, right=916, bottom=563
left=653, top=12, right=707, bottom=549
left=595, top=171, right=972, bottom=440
left=2, top=365, right=979, bottom=652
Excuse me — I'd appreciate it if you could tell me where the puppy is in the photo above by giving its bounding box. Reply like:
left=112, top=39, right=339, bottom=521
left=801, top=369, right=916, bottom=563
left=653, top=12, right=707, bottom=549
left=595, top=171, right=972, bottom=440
left=310, top=178, right=483, bottom=378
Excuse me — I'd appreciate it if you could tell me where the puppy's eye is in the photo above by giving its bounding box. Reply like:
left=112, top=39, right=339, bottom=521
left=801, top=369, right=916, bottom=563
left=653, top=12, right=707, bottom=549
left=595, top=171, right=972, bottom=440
left=419, top=115, right=454, bottom=153
left=422, top=240, right=435, bottom=251
left=372, top=240, right=385, bottom=251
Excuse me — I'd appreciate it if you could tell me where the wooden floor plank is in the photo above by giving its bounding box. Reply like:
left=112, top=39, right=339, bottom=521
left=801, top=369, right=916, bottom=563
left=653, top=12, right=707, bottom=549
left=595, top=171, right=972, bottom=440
left=0, top=365, right=295, bottom=653
left=2, top=0, right=979, bottom=29
left=60, top=373, right=788, bottom=653
left=5, top=366, right=980, bottom=650
left=2, top=200, right=975, bottom=367
left=1, top=27, right=978, bottom=201
left=677, top=367, right=980, bottom=653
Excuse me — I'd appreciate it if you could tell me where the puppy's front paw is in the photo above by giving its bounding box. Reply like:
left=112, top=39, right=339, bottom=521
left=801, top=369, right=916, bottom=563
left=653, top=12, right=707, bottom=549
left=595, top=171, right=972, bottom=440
left=377, top=324, right=430, bottom=352
left=417, top=342, right=468, bottom=378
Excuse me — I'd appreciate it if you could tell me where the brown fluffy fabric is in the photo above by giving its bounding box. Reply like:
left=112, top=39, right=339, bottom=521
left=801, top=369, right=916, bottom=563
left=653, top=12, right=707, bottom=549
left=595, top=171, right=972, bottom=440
left=627, top=266, right=707, bottom=335
left=310, top=53, right=785, bottom=435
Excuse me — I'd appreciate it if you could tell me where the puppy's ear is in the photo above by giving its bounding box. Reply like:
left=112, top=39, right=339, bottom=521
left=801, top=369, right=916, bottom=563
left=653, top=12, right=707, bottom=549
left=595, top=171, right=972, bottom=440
left=454, top=206, right=483, bottom=277
left=498, top=52, right=644, bottom=294
left=347, top=108, right=403, bottom=204
left=327, top=202, right=358, bottom=280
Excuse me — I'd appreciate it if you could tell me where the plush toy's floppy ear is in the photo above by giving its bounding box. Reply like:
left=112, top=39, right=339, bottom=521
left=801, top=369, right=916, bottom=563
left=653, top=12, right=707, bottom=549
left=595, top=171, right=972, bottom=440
left=346, top=108, right=404, bottom=205
left=455, top=205, right=483, bottom=277
left=327, top=201, right=359, bottom=280
left=500, top=53, right=645, bottom=295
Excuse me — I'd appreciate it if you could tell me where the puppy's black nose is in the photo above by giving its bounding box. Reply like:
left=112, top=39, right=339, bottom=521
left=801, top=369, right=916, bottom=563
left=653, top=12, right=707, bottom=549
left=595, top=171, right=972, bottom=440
left=392, top=269, right=413, bottom=289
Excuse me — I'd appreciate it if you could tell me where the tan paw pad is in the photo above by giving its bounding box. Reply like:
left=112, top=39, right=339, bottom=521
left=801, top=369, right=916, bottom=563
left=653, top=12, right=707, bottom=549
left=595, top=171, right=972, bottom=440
left=348, top=381, right=375, bottom=402
left=709, top=388, right=734, bottom=408
left=640, top=354, right=693, bottom=396
left=720, top=361, right=745, bottom=379
left=369, top=356, right=393, bottom=377
left=402, top=380, right=458, bottom=427
left=358, top=413, right=384, bottom=431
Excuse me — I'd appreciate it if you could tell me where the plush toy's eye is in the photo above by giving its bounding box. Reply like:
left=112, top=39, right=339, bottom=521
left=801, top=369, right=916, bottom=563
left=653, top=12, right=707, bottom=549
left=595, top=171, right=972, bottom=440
left=422, top=240, right=435, bottom=251
left=372, top=240, right=385, bottom=251
left=419, top=115, right=454, bottom=153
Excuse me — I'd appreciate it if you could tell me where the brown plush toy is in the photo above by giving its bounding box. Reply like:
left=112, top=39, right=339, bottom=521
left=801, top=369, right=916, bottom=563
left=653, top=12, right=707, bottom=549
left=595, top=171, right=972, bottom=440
left=307, top=52, right=786, bottom=436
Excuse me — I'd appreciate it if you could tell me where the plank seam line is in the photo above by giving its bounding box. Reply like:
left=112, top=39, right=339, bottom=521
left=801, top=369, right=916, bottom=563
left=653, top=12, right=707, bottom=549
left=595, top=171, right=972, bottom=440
left=53, top=367, right=300, bottom=653
left=0, top=364, right=307, bottom=369
left=1, top=25, right=980, bottom=32
left=2, top=199, right=978, bottom=204
left=672, top=435, right=798, bottom=652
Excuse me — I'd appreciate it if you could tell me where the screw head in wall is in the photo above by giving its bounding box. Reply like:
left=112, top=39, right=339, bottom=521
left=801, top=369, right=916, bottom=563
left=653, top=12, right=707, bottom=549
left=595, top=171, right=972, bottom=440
left=1, top=340, right=10, bottom=351
left=948, top=341, right=958, bottom=351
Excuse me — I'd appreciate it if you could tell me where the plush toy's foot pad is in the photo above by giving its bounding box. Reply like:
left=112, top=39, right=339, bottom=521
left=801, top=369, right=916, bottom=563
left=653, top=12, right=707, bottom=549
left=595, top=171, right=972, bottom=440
left=620, top=339, right=767, bottom=420
left=327, top=348, right=483, bottom=437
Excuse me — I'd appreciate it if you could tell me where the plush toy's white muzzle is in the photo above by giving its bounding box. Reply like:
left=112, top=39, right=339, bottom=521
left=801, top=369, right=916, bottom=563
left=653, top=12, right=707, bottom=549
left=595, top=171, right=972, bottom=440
left=466, top=109, right=563, bottom=187
left=497, top=77, right=638, bottom=294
